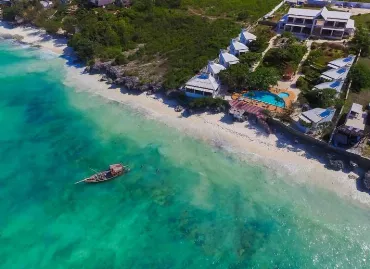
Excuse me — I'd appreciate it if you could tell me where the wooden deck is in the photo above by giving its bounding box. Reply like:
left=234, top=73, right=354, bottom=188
left=231, top=88, right=296, bottom=115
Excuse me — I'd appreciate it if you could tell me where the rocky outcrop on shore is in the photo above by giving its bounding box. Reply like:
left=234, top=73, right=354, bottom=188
left=85, top=61, right=162, bottom=92
left=329, top=159, right=345, bottom=171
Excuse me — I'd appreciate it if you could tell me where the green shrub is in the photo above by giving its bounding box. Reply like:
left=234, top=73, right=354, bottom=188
left=43, top=20, right=61, bottom=34
left=189, top=97, right=230, bottom=112
left=296, top=77, right=309, bottom=91
left=350, top=62, right=370, bottom=92
left=303, top=88, right=341, bottom=108
left=239, top=52, right=261, bottom=67
left=114, top=54, right=128, bottom=65
left=2, top=6, right=20, bottom=21
left=237, top=11, right=249, bottom=21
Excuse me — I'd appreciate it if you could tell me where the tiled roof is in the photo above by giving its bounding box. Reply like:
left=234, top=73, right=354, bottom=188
left=207, top=61, right=226, bottom=75
left=220, top=50, right=239, bottom=63
left=185, top=73, right=220, bottom=93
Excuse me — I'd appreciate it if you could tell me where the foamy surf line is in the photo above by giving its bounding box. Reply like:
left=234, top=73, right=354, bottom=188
left=0, top=21, right=67, bottom=55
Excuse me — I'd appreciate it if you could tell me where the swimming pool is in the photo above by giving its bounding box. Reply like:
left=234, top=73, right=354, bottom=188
left=278, top=92, right=289, bottom=98
left=243, top=91, right=285, bottom=108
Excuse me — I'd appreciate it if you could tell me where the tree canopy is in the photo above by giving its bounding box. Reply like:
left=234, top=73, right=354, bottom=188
left=304, top=88, right=342, bottom=108
left=349, top=62, right=370, bottom=92
left=219, top=64, right=249, bottom=90
left=239, top=52, right=261, bottom=68
left=219, top=65, right=279, bottom=91
left=350, top=27, right=370, bottom=57
left=262, top=43, right=306, bottom=75
left=65, top=7, right=241, bottom=88
left=245, top=67, right=279, bottom=90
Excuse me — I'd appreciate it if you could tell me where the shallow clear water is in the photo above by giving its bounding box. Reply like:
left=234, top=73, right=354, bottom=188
left=278, top=92, right=289, bottom=98
left=1, top=41, right=370, bottom=268
left=243, top=91, right=285, bottom=108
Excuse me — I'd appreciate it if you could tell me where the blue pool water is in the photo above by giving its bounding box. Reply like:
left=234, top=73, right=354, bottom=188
left=243, top=91, right=285, bottom=108
left=278, top=92, right=289, bottom=98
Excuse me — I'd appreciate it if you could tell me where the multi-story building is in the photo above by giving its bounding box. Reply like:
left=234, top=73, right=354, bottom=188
left=278, top=7, right=355, bottom=39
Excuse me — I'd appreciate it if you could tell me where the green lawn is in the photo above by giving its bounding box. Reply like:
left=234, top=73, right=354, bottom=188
left=342, top=90, right=370, bottom=114
left=353, top=13, right=370, bottom=28
left=343, top=57, right=370, bottom=113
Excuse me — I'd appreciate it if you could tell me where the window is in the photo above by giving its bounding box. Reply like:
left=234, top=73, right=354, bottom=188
left=295, top=18, right=304, bottom=24
left=305, top=19, right=313, bottom=25
left=336, top=22, right=346, bottom=28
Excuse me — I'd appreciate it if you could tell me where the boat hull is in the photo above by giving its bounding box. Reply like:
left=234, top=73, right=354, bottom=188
left=75, top=164, right=129, bottom=184
left=84, top=170, right=124, bottom=183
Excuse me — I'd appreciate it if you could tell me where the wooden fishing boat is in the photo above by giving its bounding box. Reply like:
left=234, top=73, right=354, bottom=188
left=75, top=164, right=129, bottom=184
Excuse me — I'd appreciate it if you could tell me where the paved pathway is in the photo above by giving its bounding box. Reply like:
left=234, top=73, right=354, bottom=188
left=252, top=35, right=279, bottom=71
left=277, top=40, right=313, bottom=100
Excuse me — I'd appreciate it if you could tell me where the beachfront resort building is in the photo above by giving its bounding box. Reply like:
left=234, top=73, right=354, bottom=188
left=312, top=55, right=355, bottom=95
left=334, top=103, right=367, bottom=146
left=229, top=39, right=249, bottom=56
left=327, top=55, right=355, bottom=69
left=320, top=66, right=350, bottom=81
left=219, top=50, right=239, bottom=68
left=314, top=80, right=344, bottom=96
left=278, top=7, right=355, bottom=39
left=239, top=29, right=257, bottom=45
left=183, top=73, right=220, bottom=98
left=207, top=61, right=226, bottom=78
left=296, top=107, right=336, bottom=134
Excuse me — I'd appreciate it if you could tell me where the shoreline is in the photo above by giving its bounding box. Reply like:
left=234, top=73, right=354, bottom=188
left=2, top=22, right=370, bottom=206
left=0, top=22, right=70, bottom=55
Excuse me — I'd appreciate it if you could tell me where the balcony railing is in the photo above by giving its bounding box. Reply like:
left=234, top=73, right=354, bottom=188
left=323, top=24, right=346, bottom=29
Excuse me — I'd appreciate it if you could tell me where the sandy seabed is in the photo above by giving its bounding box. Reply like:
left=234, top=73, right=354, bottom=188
left=1, top=22, right=370, bottom=207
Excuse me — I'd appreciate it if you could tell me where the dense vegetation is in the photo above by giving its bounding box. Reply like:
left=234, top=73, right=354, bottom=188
left=304, top=88, right=344, bottom=109
left=4, top=0, right=281, bottom=89
left=181, top=0, right=281, bottom=20
left=262, top=33, right=307, bottom=77
left=350, top=27, right=370, bottom=57
left=343, top=58, right=370, bottom=113
left=217, top=24, right=277, bottom=92
left=219, top=65, right=279, bottom=91
left=349, top=60, right=370, bottom=93
left=188, top=97, right=230, bottom=112
left=69, top=6, right=243, bottom=88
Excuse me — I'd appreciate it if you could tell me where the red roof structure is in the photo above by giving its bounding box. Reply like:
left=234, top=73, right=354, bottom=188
left=229, top=100, right=270, bottom=133
left=229, top=100, right=265, bottom=117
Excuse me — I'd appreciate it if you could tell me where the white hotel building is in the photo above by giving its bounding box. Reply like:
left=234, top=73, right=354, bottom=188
left=278, top=7, right=355, bottom=39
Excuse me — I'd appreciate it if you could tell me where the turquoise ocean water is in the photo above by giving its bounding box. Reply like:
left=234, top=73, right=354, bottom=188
left=0, top=41, right=370, bottom=268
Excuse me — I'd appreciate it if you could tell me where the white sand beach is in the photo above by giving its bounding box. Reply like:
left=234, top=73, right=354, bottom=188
left=0, top=22, right=69, bottom=55
left=2, top=22, right=370, bottom=206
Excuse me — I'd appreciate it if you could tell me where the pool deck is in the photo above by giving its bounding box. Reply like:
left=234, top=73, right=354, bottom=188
left=231, top=88, right=296, bottom=115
